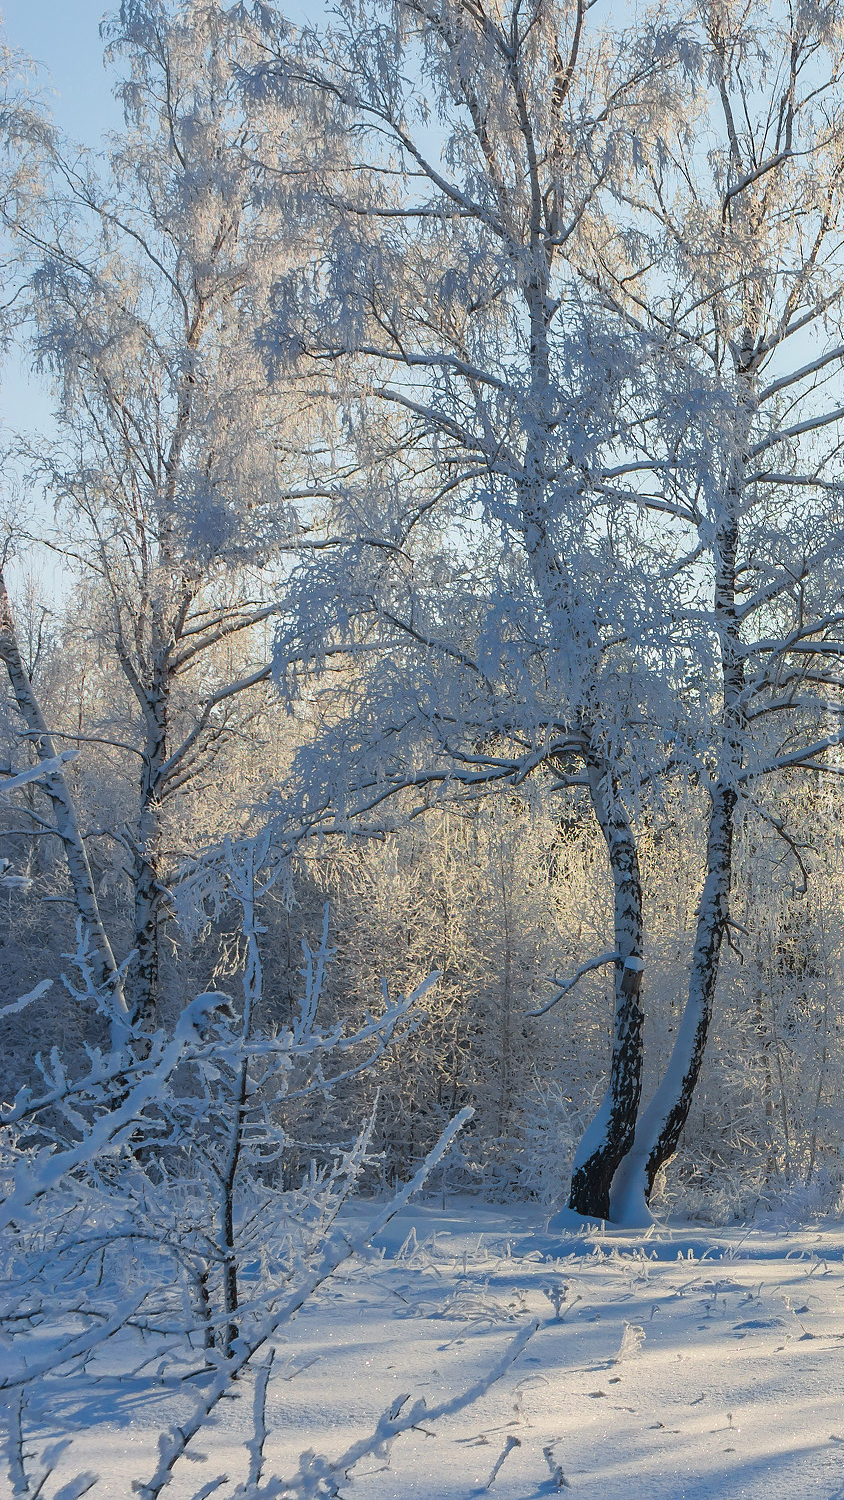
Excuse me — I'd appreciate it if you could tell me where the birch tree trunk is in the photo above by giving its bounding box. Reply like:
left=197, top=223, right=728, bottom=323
left=567, top=760, right=644, bottom=1218
left=609, top=385, right=749, bottom=1225
left=130, top=661, right=170, bottom=1032
left=516, top=527, right=646, bottom=1219
left=519, top=515, right=646, bottom=1220
left=520, top=249, right=647, bottom=1219
left=609, top=781, right=735, bottom=1223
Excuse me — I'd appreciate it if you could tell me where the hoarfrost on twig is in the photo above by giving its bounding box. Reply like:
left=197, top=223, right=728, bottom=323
left=485, top=1434, right=520, bottom=1488
left=543, top=1443, right=571, bottom=1489
left=614, top=1321, right=646, bottom=1362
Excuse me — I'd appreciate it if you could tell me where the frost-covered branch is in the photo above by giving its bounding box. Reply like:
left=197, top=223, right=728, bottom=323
left=527, top=952, right=620, bottom=1018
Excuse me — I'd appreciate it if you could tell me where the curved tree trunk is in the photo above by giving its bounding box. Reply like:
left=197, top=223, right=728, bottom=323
left=567, top=759, right=644, bottom=1219
left=609, top=384, right=748, bottom=1225
left=609, top=778, right=735, bottom=1224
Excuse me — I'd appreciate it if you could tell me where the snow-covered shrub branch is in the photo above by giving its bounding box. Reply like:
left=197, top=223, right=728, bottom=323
left=0, top=840, right=474, bottom=1495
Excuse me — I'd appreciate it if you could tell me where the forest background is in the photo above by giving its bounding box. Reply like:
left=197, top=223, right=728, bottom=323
left=3, top=0, right=844, bottom=1239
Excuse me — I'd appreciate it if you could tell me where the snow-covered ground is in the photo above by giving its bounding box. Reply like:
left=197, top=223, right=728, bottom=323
left=17, top=1200, right=844, bottom=1499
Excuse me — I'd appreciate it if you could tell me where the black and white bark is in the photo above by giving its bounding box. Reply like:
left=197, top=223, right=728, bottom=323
left=610, top=374, right=750, bottom=1224
left=569, top=758, right=644, bottom=1218
left=516, top=270, right=648, bottom=1218
left=587, top=5, right=844, bottom=1219
left=259, top=0, right=669, bottom=1219
left=609, top=779, right=736, bottom=1223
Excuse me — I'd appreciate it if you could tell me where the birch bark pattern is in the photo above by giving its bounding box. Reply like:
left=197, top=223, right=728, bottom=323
left=609, top=781, right=735, bottom=1224
left=128, top=648, right=170, bottom=1033
left=610, top=382, right=748, bottom=1225
left=519, top=203, right=647, bottom=1221
left=568, top=759, right=644, bottom=1218
left=520, top=503, right=646, bottom=1220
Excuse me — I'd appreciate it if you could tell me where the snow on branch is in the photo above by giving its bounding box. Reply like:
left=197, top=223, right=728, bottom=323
left=132, top=1108, right=475, bottom=1500
left=0, top=992, right=223, bottom=1232
left=273, top=1315, right=539, bottom=1500
left=0, top=749, right=79, bottom=793
left=527, top=952, right=619, bottom=1017
left=0, top=978, right=52, bottom=1019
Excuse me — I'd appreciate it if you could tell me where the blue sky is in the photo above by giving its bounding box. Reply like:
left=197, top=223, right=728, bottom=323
left=1, top=2, right=121, bottom=437
left=2, top=1, right=121, bottom=144
left=0, top=1, right=318, bottom=599
left=0, top=1, right=313, bottom=436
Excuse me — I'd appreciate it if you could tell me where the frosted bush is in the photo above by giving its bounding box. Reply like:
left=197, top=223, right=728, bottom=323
left=515, top=1075, right=587, bottom=1208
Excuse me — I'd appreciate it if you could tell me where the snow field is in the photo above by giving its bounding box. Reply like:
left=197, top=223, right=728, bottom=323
left=21, top=1203, right=844, bottom=1500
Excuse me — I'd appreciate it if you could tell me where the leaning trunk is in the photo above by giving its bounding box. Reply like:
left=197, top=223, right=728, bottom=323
left=609, top=778, right=735, bottom=1224
left=609, top=378, right=749, bottom=1225
left=566, top=759, right=644, bottom=1219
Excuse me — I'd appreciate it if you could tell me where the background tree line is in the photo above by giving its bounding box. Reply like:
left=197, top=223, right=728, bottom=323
left=4, top=0, right=844, bottom=1226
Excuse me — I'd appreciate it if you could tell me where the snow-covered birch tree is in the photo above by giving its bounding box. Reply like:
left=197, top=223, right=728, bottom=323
left=247, top=0, right=697, bottom=1218
left=9, top=0, right=333, bottom=1029
left=583, top=0, right=844, bottom=1222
